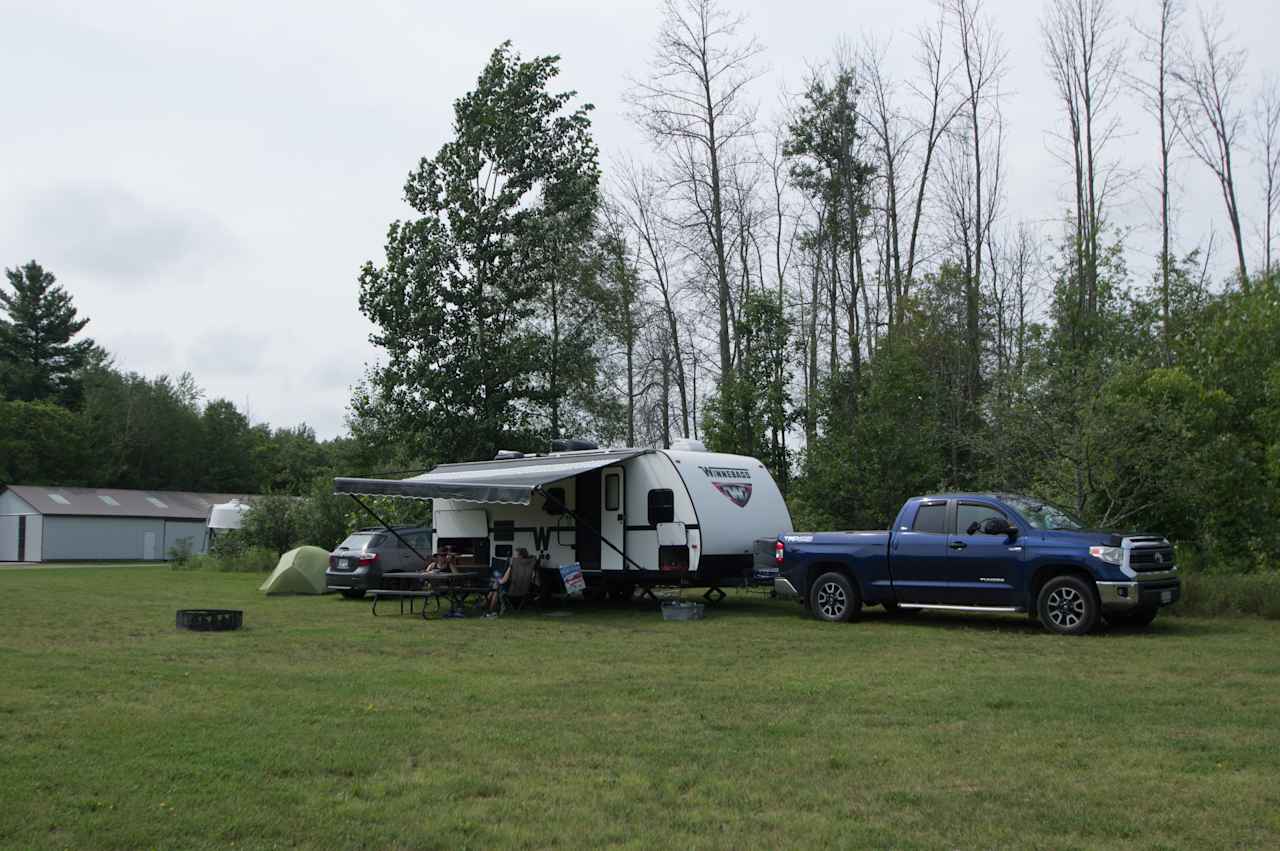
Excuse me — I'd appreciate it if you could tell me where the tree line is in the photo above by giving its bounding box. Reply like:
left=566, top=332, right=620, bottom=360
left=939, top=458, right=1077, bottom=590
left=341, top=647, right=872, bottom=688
left=0, top=261, right=381, bottom=497
left=355, top=1, right=1279, bottom=572
left=4, top=0, right=1277, bottom=572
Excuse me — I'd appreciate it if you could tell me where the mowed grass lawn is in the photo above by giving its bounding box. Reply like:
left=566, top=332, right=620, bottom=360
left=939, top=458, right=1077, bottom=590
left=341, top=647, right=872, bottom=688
left=1, top=567, right=1278, bottom=850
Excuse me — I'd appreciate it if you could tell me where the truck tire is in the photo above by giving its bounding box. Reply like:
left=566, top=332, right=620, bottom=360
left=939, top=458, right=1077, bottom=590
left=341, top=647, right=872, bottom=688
left=1104, top=606, right=1159, bottom=628
left=341, top=589, right=366, bottom=600
left=810, top=572, right=861, bottom=623
left=1036, top=575, right=1099, bottom=635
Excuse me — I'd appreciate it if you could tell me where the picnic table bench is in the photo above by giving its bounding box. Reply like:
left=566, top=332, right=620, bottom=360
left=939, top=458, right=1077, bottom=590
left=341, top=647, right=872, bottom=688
left=371, top=571, right=493, bottom=618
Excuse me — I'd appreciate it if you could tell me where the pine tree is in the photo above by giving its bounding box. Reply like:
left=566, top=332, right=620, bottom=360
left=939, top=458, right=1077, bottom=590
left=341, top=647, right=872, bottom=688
left=0, top=261, right=97, bottom=403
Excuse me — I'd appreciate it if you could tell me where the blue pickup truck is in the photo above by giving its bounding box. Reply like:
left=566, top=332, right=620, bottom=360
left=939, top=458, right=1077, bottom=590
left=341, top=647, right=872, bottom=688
left=773, top=493, right=1181, bottom=635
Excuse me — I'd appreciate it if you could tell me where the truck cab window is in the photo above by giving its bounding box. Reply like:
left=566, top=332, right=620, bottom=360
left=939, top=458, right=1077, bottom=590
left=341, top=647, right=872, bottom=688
left=648, top=489, right=674, bottom=525
left=912, top=503, right=947, bottom=533
left=956, top=503, right=1007, bottom=535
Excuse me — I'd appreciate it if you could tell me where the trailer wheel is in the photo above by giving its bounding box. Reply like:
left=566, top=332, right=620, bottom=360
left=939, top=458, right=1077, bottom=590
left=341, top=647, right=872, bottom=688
left=608, top=584, right=634, bottom=603
left=810, top=572, right=860, bottom=623
left=1036, top=575, right=1099, bottom=635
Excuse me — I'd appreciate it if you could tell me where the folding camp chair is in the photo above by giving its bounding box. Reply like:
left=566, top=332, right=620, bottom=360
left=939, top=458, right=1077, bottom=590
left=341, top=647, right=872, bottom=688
left=498, top=555, right=541, bottom=615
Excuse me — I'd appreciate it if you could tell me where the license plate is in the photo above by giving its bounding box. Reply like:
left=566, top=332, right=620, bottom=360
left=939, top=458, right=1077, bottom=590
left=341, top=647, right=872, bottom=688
left=340, top=559, right=350, bottom=570
left=1161, top=590, right=1172, bottom=603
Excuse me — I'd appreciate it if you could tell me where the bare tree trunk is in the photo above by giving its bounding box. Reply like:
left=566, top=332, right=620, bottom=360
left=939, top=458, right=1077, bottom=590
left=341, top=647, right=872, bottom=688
left=1257, top=79, right=1280, bottom=278
left=1044, top=0, right=1125, bottom=336
left=1176, top=12, right=1250, bottom=287
left=904, top=14, right=965, bottom=304
left=615, top=164, right=691, bottom=436
left=1131, top=0, right=1185, bottom=359
left=950, top=0, right=1005, bottom=404
left=628, top=0, right=763, bottom=380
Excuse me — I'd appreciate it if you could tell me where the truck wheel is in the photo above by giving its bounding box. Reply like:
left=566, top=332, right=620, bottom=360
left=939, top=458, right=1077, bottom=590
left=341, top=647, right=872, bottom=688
left=340, top=589, right=366, bottom=600
left=1104, top=606, right=1159, bottom=628
left=810, top=572, right=860, bottom=623
left=1036, top=575, right=1099, bottom=635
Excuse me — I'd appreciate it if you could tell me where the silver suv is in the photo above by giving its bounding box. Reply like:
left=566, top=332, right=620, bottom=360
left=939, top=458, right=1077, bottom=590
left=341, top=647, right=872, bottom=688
left=324, top=526, right=431, bottom=599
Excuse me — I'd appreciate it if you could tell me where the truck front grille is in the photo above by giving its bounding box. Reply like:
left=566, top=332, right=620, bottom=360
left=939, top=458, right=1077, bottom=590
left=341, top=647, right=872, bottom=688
left=1128, top=543, right=1175, bottom=573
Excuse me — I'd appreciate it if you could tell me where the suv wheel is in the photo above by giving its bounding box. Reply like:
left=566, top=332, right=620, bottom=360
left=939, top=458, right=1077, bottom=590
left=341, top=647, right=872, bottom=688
left=340, top=589, right=366, bottom=600
left=1037, top=575, right=1099, bottom=635
left=1104, top=606, right=1159, bottom=628
left=810, top=572, right=860, bottom=623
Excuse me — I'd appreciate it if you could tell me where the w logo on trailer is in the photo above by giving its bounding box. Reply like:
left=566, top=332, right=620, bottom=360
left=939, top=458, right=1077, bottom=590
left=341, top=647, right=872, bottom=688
left=713, top=482, right=753, bottom=507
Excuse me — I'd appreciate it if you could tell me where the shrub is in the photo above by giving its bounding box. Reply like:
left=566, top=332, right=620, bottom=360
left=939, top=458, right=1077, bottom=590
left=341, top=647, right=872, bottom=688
left=1172, top=572, right=1280, bottom=620
left=177, top=546, right=278, bottom=573
left=167, top=537, right=194, bottom=567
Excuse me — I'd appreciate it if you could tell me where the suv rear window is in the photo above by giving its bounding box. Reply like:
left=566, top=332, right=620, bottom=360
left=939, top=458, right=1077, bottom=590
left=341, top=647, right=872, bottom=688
left=335, top=533, right=377, bottom=551
left=912, top=503, right=947, bottom=534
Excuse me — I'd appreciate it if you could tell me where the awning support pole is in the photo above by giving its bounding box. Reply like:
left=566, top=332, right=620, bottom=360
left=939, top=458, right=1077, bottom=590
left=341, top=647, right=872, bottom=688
left=535, top=486, right=645, bottom=573
left=348, top=494, right=430, bottom=564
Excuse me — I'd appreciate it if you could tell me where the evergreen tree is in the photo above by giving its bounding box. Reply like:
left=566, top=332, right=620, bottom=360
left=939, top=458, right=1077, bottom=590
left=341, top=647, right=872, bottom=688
left=0, top=261, right=97, bottom=404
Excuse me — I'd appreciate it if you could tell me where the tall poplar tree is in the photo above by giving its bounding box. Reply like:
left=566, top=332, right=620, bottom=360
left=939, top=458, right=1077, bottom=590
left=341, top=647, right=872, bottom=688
left=357, top=43, right=599, bottom=463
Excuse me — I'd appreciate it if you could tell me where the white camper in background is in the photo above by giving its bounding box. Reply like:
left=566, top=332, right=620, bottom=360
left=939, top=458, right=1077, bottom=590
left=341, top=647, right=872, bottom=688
left=333, top=440, right=793, bottom=595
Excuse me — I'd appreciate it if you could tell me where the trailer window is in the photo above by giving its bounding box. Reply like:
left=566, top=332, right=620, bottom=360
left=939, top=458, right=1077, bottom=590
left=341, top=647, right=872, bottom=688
left=605, top=474, right=621, bottom=512
left=911, top=503, right=947, bottom=534
left=648, top=489, right=675, bottom=525
left=493, top=520, right=514, bottom=542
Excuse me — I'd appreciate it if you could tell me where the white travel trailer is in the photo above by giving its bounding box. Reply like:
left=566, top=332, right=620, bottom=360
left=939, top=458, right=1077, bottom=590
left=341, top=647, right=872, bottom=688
left=333, top=441, right=793, bottom=594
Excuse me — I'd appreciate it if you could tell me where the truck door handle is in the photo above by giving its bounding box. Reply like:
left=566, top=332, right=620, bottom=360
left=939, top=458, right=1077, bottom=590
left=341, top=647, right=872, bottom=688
left=949, top=541, right=967, bottom=550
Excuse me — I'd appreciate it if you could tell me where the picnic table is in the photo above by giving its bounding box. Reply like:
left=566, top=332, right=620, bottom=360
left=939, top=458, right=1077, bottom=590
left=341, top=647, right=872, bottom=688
left=371, top=570, right=493, bottom=618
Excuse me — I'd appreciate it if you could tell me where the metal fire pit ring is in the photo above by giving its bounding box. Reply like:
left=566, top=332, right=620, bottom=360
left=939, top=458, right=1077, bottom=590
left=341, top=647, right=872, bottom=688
left=176, top=609, right=243, bottom=631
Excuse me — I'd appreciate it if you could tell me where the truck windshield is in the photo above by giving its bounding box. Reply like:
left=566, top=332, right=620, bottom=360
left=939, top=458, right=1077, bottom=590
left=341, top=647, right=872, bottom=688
left=1000, top=495, right=1085, bottom=531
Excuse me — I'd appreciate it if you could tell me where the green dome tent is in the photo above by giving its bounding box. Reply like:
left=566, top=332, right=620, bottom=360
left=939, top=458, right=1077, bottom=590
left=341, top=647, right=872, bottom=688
left=260, top=546, right=331, bottom=595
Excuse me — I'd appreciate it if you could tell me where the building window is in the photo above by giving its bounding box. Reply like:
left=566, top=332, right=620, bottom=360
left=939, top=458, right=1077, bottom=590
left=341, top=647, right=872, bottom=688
left=648, top=489, right=675, bottom=525
left=98, top=495, right=120, bottom=507
left=146, top=497, right=169, bottom=509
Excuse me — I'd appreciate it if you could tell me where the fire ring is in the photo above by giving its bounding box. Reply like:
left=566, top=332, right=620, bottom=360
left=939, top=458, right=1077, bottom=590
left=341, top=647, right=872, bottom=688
left=176, top=609, right=243, bottom=631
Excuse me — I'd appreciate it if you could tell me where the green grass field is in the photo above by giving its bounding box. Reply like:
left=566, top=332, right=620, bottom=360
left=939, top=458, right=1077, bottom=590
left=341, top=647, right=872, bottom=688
left=2, top=566, right=1278, bottom=849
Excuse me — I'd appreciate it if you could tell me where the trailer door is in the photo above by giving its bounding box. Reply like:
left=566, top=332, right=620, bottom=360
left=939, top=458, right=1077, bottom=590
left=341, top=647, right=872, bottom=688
left=601, top=466, right=625, bottom=571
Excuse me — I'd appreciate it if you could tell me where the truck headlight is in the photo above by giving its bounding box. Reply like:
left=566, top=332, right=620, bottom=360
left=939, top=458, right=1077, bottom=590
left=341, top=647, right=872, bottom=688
left=1089, top=546, right=1123, bottom=565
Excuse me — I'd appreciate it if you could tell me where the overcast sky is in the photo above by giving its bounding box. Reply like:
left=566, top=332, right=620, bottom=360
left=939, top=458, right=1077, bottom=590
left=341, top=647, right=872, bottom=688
left=2, top=0, right=1274, bottom=439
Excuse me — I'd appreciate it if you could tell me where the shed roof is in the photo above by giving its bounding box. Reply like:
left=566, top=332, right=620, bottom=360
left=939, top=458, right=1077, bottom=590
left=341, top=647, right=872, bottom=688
left=1, top=486, right=256, bottom=520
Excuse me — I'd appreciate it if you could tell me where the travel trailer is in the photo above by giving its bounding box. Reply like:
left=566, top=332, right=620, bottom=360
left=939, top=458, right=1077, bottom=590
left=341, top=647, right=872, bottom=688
left=332, top=440, right=793, bottom=596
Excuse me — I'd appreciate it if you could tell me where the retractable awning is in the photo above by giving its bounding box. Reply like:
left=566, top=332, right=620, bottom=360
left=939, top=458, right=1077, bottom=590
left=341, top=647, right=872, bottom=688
left=333, top=449, right=650, bottom=505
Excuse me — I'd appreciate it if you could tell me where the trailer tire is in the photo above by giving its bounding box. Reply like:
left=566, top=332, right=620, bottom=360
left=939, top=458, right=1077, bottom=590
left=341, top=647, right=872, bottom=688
left=1036, top=575, right=1099, bottom=635
left=608, top=584, right=634, bottom=603
left=810, top=572, right=860, bottom=623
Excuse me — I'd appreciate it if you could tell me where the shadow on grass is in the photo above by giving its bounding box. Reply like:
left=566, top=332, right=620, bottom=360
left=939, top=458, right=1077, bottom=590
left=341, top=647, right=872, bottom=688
left=853, top=607, right=1229, bottom=637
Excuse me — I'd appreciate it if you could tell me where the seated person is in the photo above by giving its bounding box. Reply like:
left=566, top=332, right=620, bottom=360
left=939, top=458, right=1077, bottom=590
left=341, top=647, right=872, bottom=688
left=484, top=549, right=538, bottom=617
left=426, top=547, right=460, bottom=575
